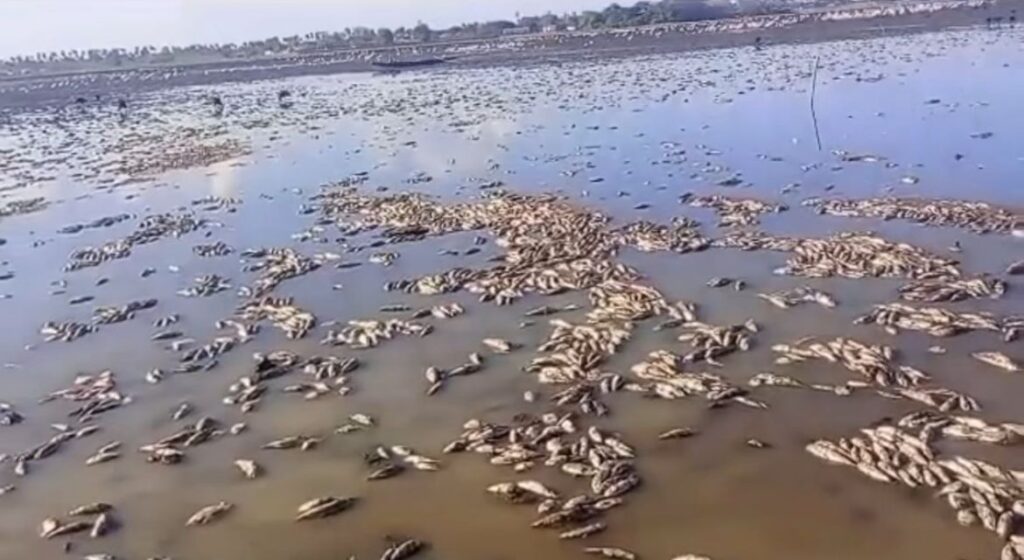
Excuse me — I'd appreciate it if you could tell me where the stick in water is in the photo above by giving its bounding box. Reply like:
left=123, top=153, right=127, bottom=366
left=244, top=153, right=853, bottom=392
left=810, top=55, right=822, bottom=151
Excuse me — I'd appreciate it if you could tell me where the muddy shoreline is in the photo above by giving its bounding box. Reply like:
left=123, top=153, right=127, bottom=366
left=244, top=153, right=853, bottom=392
left=0, top=3, right=1017, bottom=110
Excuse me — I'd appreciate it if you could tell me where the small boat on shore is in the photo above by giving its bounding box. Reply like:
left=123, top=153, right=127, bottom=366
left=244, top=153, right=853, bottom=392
left=371, top=57, right=449, bottom=70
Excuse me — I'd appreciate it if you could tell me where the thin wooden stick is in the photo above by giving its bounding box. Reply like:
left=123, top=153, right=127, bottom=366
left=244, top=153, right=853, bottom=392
left=810, top=55, right=822, bottom=151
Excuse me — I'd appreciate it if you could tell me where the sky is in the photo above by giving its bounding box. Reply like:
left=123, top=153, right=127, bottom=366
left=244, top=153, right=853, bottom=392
left=0, top=0, right=611, bottom=58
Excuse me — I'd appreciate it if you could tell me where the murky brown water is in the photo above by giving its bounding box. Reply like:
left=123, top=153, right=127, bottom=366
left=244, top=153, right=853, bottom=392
left=2, top=26, right=1024, bottom=560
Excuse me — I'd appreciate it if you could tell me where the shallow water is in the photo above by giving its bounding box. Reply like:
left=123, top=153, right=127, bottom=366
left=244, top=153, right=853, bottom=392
left=1, top=26, right=1024, bottom=560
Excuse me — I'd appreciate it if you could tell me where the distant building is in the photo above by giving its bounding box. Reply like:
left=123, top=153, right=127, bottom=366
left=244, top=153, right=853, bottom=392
left=501, top=26, right=532, bottom=36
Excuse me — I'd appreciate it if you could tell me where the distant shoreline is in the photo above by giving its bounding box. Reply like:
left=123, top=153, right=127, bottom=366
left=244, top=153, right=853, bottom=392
left=0, top=0, right=1018, bottom=109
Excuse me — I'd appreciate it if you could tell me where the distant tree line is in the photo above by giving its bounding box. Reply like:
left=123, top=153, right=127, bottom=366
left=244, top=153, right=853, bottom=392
left=0, top=0, right=812, bottom=74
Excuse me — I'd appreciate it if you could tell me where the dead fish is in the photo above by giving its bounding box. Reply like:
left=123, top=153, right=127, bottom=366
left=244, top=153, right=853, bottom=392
left=39, top=518, right=58, bottom=538
left=350, top=413, right=374, bottom=427
left=263, top=436, right=308, bottom=449
left=336, top=423, right=362, bottom=434
left=746, top=438, right=770, bottom=449
left=517, top=480, right=559, bottom=498
left=585, top=547, right=638, bottom=559
left=659, top=427, right=698, bottom=440
left=295, top=496, right=356, bottom=521
left=367, top=463, right=404, bottom=480
left=90, top=512, right=112, bottom=538
left=41, top=518, right=90, bottom=539
left=171, top=402, right=192, bottom=420
left=1007, top=260, right=1024, bottom=275
left=234, top=459, right=260, bottom=479
left=482, top=338, right=517, bottom=353
left=706, top=277, right=732, bottom=288
left=380, top=539, right=424, bottom=560
left=0, top=485, right=14, bottom=495
left=86, top=450, right=120, bottom=465
left=972, top=351, right=1020, bottom=372
left=186, top=502, right=232, bottom=526
left=559, top=522, right=606, bottom=539
left=69, top=295, right=94, bottom=305
left=152, top=330, right=182, bottom=341
left=69, top=503, right=113, bottom=516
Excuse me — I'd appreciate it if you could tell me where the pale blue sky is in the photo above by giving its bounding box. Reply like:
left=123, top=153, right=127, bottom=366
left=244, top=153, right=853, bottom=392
left=0, top=0, right=609, bottom=57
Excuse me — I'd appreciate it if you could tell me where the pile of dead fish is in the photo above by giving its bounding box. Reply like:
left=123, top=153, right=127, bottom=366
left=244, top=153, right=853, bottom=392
left=241, top=247, right=320, bottom=297
left=805, top=196, right=1024, bottom=234
left=178, top=274, right=232, bottom=297
left=613, top=219, right=710, bottom=253
left=855, top=303, right=1005, bottom=339
left=41, top=299, right=158, bottom=342
left=717, top=230, right=960, bottom=280
left=676, top=319, right=758, bottom=365
left=898, top=277, right=1006, bottom=302
left=772, top=337, right=979, bottom=411
left=807, top=421, right=1024, bottom=559
left=238, top=296, right=316, bottom=339
left=412, top=302, right=465, bottom=320
left=222, top=351, right=303, bottom=412
left=630, top=350, right=764, bottom=408
left=900, top=411, right=1024, bottom=446
left=757, top=286, right=837, bottom=309
left=39, top=502, right=116, bottom=540
left=58, top=213, right=131, bottom=234
left=322, top=318, right=432, bottom=348
left=527, top=318, right=633, bottom=384
left=178, top=335, right=237, bottom=370
left=64, top=212, right=207, bottom=271
left=92, top=298, right=158, bottom=324
left=362, top=444, right=442, bottom=479
left=773, top=337, right=929, bottom=387
left=0, top=197, right=48, bottom=220
left=40, top=320, right=96, bottom=342
left=36, top=370, right=129, bottom=435
left=117, top=138, right=248, bottom=178
left=685, top=194, right=787, bottom=227
left=193, top=241, right=234, bottom=257
left=447, top=414, right=638, bottom=542
left=10, top=421, right=101, bottom=478
left=319, top=188, right=665, bottom=307
left=782, top=232, right=960, bottom=280
left=140, top=415, right=223, bottom=465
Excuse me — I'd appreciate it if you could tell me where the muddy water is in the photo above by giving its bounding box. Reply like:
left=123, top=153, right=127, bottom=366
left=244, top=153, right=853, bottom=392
left=2, top=26, right=1024, bottom=560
